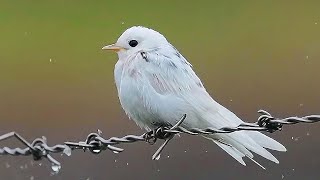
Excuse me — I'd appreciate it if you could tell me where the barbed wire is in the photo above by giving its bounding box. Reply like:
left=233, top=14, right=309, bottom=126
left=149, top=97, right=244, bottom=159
left=1, top=109, right=320, bottom=172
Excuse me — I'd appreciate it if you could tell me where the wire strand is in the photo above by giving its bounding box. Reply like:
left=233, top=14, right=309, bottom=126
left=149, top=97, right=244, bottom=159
left=1, top=110, right=319, bottom=172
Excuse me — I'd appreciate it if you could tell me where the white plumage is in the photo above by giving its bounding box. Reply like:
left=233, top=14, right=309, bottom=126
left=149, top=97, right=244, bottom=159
left=103, top=26, right=286, bottom=168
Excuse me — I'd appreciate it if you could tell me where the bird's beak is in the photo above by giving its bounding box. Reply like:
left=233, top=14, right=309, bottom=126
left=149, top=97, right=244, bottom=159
left=102, top=44, right=125, bottom=52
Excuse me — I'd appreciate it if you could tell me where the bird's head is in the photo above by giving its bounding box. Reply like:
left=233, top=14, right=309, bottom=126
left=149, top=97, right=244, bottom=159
left=102, top=26, right=168, bottom=59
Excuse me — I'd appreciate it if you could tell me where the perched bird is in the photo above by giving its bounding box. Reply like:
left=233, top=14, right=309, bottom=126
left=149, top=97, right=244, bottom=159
left=102, top=26, right=286, bottom=168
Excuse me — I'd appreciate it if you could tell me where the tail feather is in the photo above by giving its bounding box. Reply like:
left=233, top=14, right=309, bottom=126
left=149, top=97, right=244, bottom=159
left=246, top=131, right=287, bottom=152
left=205, top=136, right=266, bottom=169
left=247, top=156, right=266, bottom=170
left=212, top=139, right=246, bottom=166
left=215, top=135, right=254, bottom=158
left=224, top=132, right=280, bottom=164
left=203, top=131, right=283, bottom=167
left=190, top=96, right=286, bottom=168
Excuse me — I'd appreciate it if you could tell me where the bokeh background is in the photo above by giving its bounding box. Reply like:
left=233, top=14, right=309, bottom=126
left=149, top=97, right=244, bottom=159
left=1, top=0, right=320, bottom=179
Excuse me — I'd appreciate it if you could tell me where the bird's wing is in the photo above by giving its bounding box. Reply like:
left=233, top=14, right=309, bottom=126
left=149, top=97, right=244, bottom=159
left=136, top=45, right=242, bottom=128
left=141, top=44, right=205, bottom=96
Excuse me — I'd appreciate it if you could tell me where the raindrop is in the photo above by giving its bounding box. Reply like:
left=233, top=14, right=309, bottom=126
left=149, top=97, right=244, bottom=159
left=126, top=162, right=129, bottom=166
left=306, top=132, right=310, bottom=136
left=20, top=165, right=24, bottom=170
left=51, top=164, right=61, bottom=173
left=315, top=22, right=318, bottom=25
left=292, top=168, right=295, bottom=171
left=114, top=159, right=117, bottom=163
left=92, top=149, right=101, bottom=153
left=205, top=150, right=208, bottom=153
left=230, top=99, right=233, bottom=102
left=38, top=163, right=42, bottom=166
left=184, top=150, right=187, bottom=153
left=157, top=169, right=160, bottom=172
left=167, top=155, right=170, bottom=158
left=121, top=22, right=125, bottom=25
left=63, top=146, right=72, bottom=156
left=291, top=137, right=294, bottom=140
left=49, top=58, right=56, bottom=63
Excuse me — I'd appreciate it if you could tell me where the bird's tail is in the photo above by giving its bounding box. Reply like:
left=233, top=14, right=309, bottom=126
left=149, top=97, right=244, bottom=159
left=203, top=129, right=286, bottom=169
left=185, top=92, right=286, bottom=168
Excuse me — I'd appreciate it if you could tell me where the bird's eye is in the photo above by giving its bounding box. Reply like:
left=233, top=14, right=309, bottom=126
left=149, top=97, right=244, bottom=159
left=128, top=40, right=138, bottom=47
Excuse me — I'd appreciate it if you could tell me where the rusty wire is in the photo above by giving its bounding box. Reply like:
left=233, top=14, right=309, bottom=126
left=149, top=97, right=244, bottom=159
left=1, top=110, right=320, bottom=172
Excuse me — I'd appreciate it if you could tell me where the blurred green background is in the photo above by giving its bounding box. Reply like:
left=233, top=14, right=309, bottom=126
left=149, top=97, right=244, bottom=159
left=1, top=0, right=320, bottom=179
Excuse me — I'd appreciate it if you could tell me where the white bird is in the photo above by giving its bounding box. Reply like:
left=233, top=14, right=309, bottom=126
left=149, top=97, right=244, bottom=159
left=102, top=26, right=286, bottom=168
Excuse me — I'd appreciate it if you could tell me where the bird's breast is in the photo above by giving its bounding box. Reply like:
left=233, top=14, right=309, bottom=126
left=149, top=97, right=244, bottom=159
left=114, top=61, right=166, bottom=130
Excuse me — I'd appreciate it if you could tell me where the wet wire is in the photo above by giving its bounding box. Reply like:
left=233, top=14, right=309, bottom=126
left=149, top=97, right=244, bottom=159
left=1, top=110, right=320, bottom=172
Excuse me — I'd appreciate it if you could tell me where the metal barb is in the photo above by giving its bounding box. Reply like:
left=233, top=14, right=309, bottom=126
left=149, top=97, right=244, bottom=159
left=0, top=132, right=67, bottom=168
left=151, top=114, right=187, bottom=160
left=1, top=110, right=320, bottom=171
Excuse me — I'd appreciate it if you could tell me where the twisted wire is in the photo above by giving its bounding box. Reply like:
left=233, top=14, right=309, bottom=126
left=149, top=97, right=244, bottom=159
left=1, top=110, right=319, bottom=171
